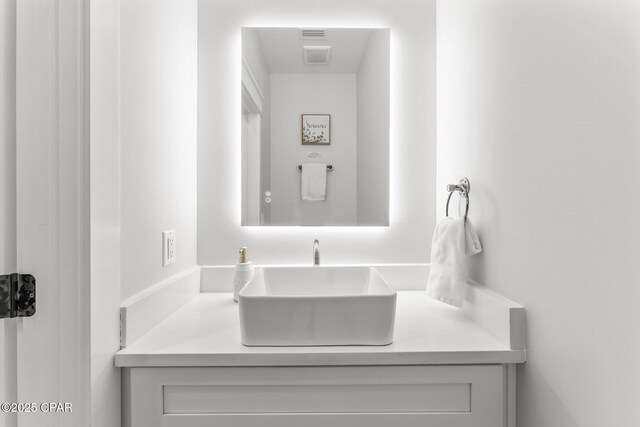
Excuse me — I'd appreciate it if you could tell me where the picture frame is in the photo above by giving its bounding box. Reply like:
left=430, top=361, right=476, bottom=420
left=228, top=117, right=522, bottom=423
left=301, top=114, right=331, bottom=145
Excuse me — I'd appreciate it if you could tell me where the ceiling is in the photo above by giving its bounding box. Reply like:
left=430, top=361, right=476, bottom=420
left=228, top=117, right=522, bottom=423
left=252, top=27, right=375, bottom=74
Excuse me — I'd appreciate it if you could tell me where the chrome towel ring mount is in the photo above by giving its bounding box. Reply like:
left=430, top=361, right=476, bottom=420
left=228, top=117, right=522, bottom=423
left=445, top=177, right=470, bottom=221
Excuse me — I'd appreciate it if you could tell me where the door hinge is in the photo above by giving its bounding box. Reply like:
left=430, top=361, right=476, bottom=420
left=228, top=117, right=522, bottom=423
left=0, top=274, right=36, bottom=319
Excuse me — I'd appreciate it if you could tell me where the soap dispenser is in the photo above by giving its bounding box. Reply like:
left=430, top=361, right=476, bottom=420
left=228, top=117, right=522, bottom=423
left=233, top=247, right=254, bottom=302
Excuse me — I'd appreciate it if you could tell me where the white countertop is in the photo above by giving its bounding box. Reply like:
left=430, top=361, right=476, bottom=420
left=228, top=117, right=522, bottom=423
left=115, top=291, right=526, bottom=367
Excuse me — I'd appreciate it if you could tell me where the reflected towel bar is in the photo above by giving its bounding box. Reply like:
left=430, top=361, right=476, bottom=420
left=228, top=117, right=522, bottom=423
left=297, top=164, right=333, bottom=171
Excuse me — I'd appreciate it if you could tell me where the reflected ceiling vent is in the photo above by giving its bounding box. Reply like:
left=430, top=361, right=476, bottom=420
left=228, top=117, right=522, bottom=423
left=303, top=46, right=332, bottom=65
left=300, top=28, right=327, bottom=40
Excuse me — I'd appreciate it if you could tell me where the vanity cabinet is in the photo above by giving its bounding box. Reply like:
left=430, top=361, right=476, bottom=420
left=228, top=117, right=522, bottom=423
left=117, top=282, right=524, bottom=427
left=123, top=364, right=516, bottom=427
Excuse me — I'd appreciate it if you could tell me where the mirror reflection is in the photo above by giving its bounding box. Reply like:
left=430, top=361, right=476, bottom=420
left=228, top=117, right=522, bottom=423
left=241, top=27, right=390, bottom=226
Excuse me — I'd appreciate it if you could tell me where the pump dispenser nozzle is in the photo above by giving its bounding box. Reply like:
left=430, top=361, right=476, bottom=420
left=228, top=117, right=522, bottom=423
left=239, top=247, right=248, bottom=263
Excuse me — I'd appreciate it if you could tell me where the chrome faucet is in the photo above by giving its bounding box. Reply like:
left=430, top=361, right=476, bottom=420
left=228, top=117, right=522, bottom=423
left=313, top=239, right=320, bottom=267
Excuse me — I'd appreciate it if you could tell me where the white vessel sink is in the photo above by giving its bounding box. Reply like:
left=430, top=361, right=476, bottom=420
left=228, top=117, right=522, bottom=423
left=238, top=266, right=397, bottom=346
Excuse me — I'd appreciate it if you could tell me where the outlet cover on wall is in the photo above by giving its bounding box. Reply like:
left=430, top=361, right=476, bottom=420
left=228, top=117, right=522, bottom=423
left=162, top=230, right=176, bottom=267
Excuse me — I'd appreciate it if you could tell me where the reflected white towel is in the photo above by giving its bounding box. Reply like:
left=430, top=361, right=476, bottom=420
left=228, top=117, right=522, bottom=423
left=426, top=217, right=482, bottom=307
left=301, top=163, right=327, bottom=201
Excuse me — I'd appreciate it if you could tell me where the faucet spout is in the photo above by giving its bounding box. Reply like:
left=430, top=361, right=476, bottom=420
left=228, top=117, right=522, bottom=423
left=313, top=239, right=320, bottom=267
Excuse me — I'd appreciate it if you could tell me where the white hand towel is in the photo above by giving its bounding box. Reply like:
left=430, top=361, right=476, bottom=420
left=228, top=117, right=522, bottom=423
left=426, top=217, right=482, bottom=307
left=301, top=163, right=327, bottom=201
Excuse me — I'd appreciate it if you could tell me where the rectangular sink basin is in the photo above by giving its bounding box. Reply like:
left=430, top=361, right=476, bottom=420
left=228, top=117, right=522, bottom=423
left=238, top=266, right=396, bottom=346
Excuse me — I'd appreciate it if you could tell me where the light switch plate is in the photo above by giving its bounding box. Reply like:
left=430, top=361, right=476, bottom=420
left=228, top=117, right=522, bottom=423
left=162, top=230, right=176, bottom=267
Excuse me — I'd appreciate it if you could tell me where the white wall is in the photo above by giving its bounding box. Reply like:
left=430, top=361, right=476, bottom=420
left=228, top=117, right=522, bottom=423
left=437, top=1, right=640, bottom=426
left=120, top=0, right=198, bottom=300
left=90, top=0, right=122, bottom=426
left=91, top=2, right=199, bottom=422
left=270, top=73, right=357, bottom=226
left=356, top=29, right=390, bottom=225
left=198, top=0, right=436, bottom=264
left=0, top=1, right=17, bottom=425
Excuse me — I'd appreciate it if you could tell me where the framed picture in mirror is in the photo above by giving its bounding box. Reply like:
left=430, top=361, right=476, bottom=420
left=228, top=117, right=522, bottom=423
left=302, top=114, right=331, bottom=145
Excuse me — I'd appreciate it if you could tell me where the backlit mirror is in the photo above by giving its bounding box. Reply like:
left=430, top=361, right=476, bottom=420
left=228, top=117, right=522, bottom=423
left=241, top=27, right=390, bottom=226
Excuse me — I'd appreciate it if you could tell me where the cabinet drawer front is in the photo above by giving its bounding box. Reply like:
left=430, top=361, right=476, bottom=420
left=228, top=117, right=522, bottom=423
left=164, top=382, right=470, bottom=414
left=126, top=365, right=505, bottom=427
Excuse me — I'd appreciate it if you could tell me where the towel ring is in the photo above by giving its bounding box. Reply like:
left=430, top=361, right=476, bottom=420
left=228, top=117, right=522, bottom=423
left=445, top=177, right=470, bottom=221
